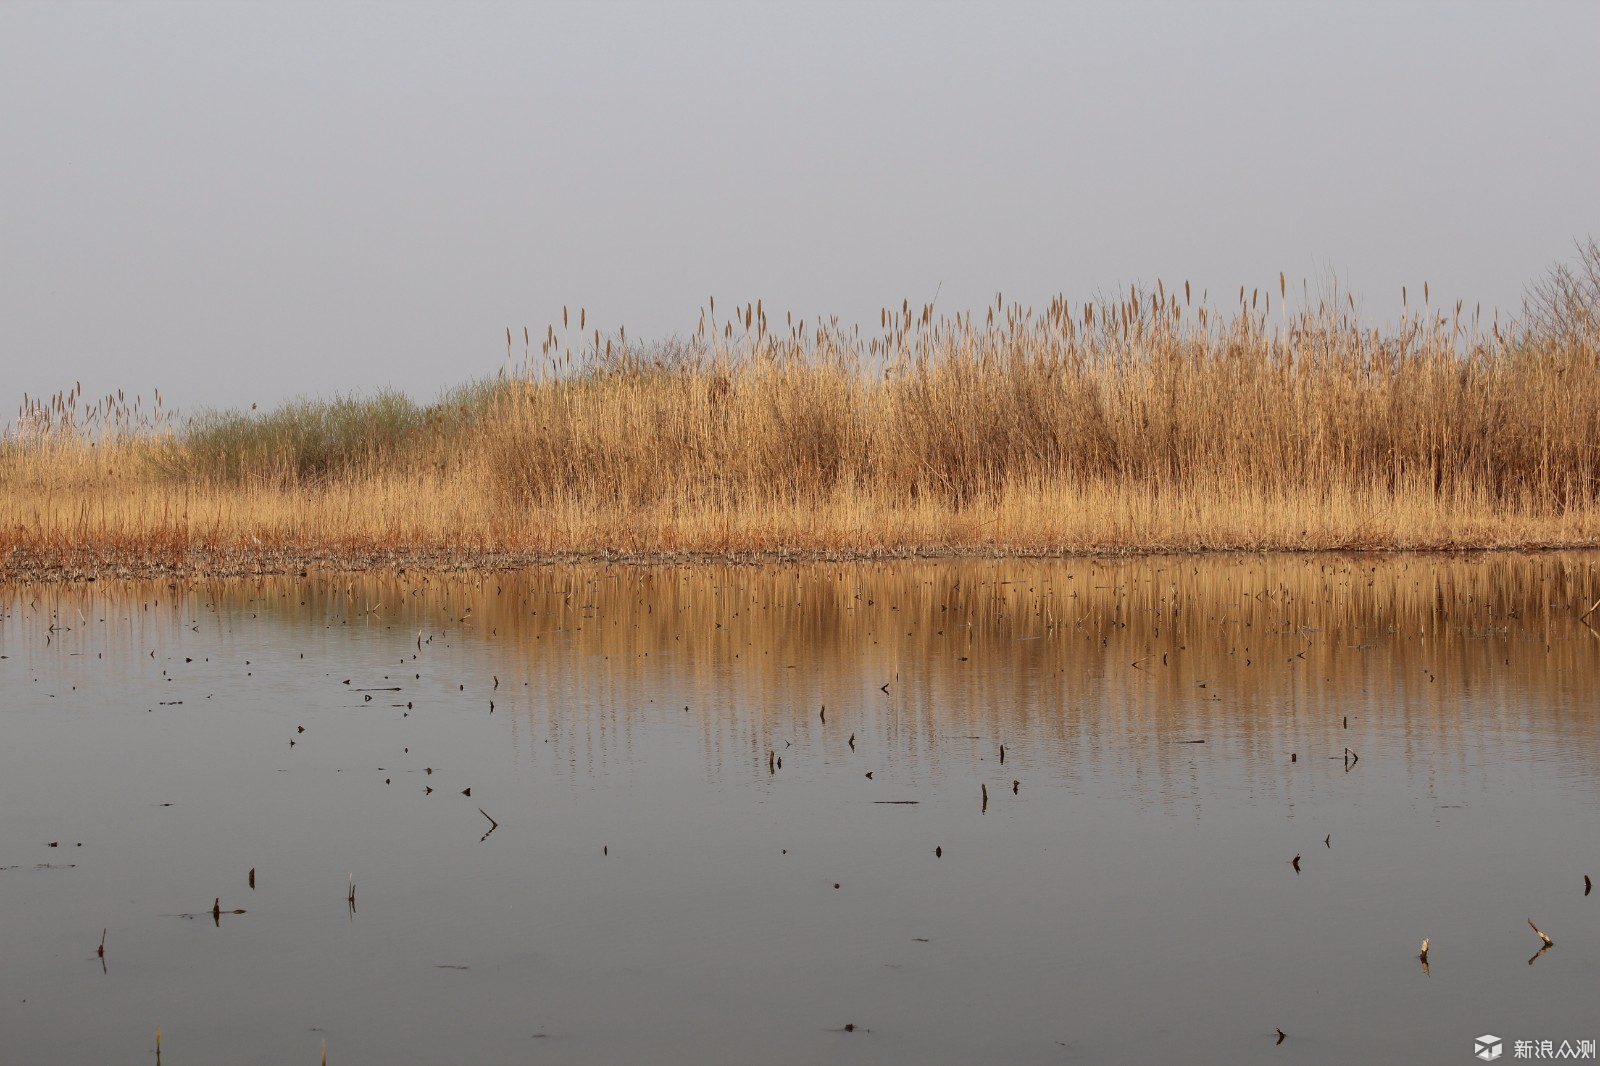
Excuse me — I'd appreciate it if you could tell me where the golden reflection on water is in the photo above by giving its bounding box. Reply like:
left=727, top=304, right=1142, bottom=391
left=8, top=553, right=1600, bottom=1066
left=10, top=553, right=1600, bottom=802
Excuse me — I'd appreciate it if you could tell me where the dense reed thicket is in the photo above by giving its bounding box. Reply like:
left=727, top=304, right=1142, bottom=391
left=485, top=286, right=1600, bottom=512
left=6, top=267, right=1600, bottom=574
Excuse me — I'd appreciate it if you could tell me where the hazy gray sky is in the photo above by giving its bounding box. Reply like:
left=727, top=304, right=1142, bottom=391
left=3, top=1, right=1597, bottom=418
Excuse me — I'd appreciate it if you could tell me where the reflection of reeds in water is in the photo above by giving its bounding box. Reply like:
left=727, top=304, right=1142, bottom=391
left=13, top=554, right=1599, bottom=802
left=5, top=285, right=1600, bottom=565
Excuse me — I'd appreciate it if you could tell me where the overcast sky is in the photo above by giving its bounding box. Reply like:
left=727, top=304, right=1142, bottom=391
left=3, top=1, right=1597, bottom=419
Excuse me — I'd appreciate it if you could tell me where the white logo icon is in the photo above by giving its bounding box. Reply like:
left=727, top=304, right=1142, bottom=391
left=1475, top=1035, right=1503, bottom=1061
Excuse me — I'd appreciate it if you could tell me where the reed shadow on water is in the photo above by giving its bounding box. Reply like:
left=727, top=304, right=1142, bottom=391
left=0, top=552, right=1597, bottom=1064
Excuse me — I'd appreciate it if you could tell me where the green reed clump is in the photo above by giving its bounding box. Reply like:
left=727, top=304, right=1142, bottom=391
left=165, top=390, right=430, bottom=484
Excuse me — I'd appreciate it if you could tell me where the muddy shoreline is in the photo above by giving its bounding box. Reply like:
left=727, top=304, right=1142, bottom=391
left=6, top=540, right=1595, bottom=583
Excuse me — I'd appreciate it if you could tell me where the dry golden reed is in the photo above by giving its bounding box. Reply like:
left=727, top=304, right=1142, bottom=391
left=5, top=278, right=1600, bottom=575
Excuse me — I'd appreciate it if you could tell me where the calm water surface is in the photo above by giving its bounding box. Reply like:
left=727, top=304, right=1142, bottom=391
left=2, top=555, right=1598, bottom=1065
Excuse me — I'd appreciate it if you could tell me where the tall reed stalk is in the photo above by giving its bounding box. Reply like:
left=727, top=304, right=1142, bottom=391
left=5, top=281, right=1599, bottom=573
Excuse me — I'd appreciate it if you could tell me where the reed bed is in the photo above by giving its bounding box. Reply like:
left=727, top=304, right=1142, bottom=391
left=5, top=279, right=1600, bottom=576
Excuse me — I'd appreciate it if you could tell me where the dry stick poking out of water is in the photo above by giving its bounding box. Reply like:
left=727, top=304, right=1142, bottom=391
left=248, top=867, right=255, bottom=889
left=1275, top=1028, right=1286, bottom=1045
left=1580, top=597, right=1600, bottom=621
left=1527, top=919, right=1555, bottom=966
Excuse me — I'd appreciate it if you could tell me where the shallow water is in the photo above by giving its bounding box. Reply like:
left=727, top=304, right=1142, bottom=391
left=2, top=554, right=1598, bottom=1065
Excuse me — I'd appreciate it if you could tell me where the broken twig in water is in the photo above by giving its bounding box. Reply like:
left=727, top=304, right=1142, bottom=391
left=1526, top=920, right=1555, bottom=966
